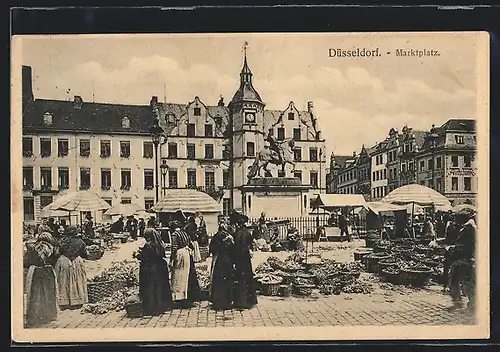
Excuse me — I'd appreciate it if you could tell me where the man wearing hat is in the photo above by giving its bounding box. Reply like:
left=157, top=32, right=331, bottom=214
left=169, top=210, right=201, bottom=307
left=83, top=213, right=95, bottom=239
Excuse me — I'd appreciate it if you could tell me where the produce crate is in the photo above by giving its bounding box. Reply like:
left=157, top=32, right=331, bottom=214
left=87, top=280, right=116, bottom=303
left=125, top=302, right=143, bottom=318
left=400, top=267, right=433, bottom=287
left=279, top=285, right=292, bottom=297
left=260, top=282, right=281, bottom=296
left=381, top=268, right=401, bottom=285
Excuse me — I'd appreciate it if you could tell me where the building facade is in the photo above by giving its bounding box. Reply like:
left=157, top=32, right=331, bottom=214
left=21, top=54, right=327, bottom=224
left=370, top=140, right=388, bottom=201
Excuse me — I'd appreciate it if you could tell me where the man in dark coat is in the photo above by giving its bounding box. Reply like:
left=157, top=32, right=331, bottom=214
left=231, top=211, right=258, bottom=309
left=338, top=211, right=350, bottom=242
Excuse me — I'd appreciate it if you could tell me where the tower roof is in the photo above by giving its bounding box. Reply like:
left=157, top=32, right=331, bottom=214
left=230, top=44, right=264, bottom=105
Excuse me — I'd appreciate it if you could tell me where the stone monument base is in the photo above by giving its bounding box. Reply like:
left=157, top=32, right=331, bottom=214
left=240, top=177, right=311, bottom=218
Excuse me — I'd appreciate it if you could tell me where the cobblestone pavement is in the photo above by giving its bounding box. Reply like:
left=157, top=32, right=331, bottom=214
left=35, top=239, right=476, bottom=328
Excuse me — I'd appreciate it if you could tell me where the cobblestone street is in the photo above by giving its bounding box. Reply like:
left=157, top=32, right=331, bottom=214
left=34, top=238, right=475, bottom=329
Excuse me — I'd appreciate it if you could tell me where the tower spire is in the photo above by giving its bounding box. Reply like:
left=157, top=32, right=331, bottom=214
left=240, top=41, right=252, bottom=84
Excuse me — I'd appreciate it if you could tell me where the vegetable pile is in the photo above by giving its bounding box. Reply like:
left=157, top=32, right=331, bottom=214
left=89, top=260, right=139, bottom=287
left=81, top=287, right=139, bottom=315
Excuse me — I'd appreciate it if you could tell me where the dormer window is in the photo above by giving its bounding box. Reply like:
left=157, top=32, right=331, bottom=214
left=122, top=116, right=130, bottom=128
left=455, top=135, right=464, bottom=144
left=43, top=112, right=53, bottom=126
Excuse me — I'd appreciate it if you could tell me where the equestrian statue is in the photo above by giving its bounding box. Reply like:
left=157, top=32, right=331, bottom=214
left=247, top=129, right=296, bottom=180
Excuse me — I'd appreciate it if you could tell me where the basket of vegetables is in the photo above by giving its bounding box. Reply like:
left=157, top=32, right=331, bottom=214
left=400, top=238, right=415, bottom=249
left=87, top=245, right=104, bottom=261
left=380, top=267, right=401, bottom=285
left=414, top=244, right=434, bottom=255
left=365, top=253, right=392, bottom=273
left=376, top=257, right=401, bottom=274
left=88, top=279, right=116, bottom=304
left=374, top=240, right=392, bottom=253
left=258, top=274, right=283, bottom=296
left=124, top=294, right=143, bottom=318
left=276, top=270, right=296, bottom=285
left=293, top=277, right=316, bottom=296
left=400, top=264, right=433, bottom=287
left=364, top=232, right=380, bottom=248
left=279, top=284, right=292, bottom=297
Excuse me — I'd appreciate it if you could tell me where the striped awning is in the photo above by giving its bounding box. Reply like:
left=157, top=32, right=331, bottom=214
left=47, top=190, right=111, bottom=212
left=151, top=189, right=222, bottom=214
left=381, top=184, right=451, bottom=207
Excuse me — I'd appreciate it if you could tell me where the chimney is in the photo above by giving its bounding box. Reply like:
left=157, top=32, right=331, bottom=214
left=315, top=131, right=322, bottom=141
left=218, top=96, right=225, bottom=107
left=22, top=66, right=34, bottom=106
left=353, top=151, right=356, bottom=157
left=73, top=95, right=83, bottom=109
left=150, top=96, right=158, bottom=108
left=307, top=101, right=314, bottom=115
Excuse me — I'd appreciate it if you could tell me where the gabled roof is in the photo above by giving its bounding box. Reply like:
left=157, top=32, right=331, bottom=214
left=439, top=119, right=475, bottom=133
left=332, top=155, right=352, bottom=169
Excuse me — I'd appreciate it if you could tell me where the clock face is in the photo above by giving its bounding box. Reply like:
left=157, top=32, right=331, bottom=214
left=245, top=113, right=255, bottom=123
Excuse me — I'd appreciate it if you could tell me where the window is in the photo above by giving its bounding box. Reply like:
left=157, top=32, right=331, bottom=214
left=187, top=123, right=196, bottom=137
left=294, top=147, right=302, bottom=161
left=464, top=177, right=472, bottom=191
left=121, top=197, right=132, bottom=204
left=288, top=112, right=295, bottom=120
left=101, top=169, right=112, bottom=190
left=372, top=172, right=376, bottom=182
left=464, top=155, right=472, bottom=168
left=80, top=139, right=91, bottom=157
left=389, top=169, right=393, bottom=180
left=194, top=107, right=201, bottom=116
left=143, top=141, right=153, bottom=158
left=419, top=160, right=425, bottom=171
left=382, top=169, right=386, bottom=179
left=409, top=162, right=414, bottom=171
left=293, top=128, right=301, bottom=140
left=187, top=144, right=196, bottom=159
left=455, top=135, right=464, bottom=144
left=23, top=167, right=33, bottom=190
left=103, top=198, right=112, bottom=206
left=144, top=169, right=154, bottom=190
left=451, top=155, right=459, bottom=167
left=204, top=124, right=213, bottom=137
left=23, top=197, right=35, bottom=221
left=205, top=171, right=215, bottom=189
left=205, top=144, right=214, bottom=159
left=144, top=198, right=155, bottom=210
left=187, top=169, right=197, bottom=188
left=248, top=195, right=252, bottom=210
left=222, top=145, right=230, bottom=160
left=40, top=138, right=51, bottom=157
left=57, top=139, right=69, bottom=157
left=40, top=167, right=52, bottom=189
left=168, top=170, right=178, bottom=188
left=168, top=143, right=178, bottom=158
left=121, top=169, right=131, bottom=190
left=452, top=177, right=459, bottom=191
left=277, top=127, right=285, bottom=140
left=310, top=171, right=318, bottom=188
left=420, top=180, right=425, bottom=186
left=436, top=177, right=443, bottom=192
left=100, top=140, right=111, bottom=158
left=121, top=116, right=130, bottom=128
left=428, top=158, right=434, bottom=170
left=23, top=137, right=33, bottom=157
left=80, top=168, right=91, bottom=190
left=436, top=156, right=442, bottom=169
left=246, top=142, right=255, bottom=157
left=223, top=170, right=230, bottom=189
left=294, top=170, right=302, bottom=181
left=58, top=168, right=69, bottom=189
left=40, top=195, right=53, bottom=209
left=120, top=141, right=131, bottom=158
left=223, top=199, right=230, bottom=216
left=309, top=148, right=318, bottom=162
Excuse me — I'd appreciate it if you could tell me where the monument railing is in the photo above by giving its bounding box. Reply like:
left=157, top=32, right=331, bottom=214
left=247, top=216, right=330, bottom=241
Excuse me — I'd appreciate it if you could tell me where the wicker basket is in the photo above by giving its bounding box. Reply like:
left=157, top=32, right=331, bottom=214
left=125, top=302, right=143, bottom=318
left=260, top=282, right=281, bottom=296
left=279, top=285, right=292, bottom=297
left=400, top=267, right=433, bottom=287
left=376, top=258, right=400, bottom=274
left=293, top=284, right=315, bottom=296
left=278, top=272, right=296, bottom=285
left=365, top=253, right=392, bottom=273
left=87, top=247, right=104, bottom=261
left=87, top=280, right=116, bottom=303
left=380, top=268, right=401, bottom=285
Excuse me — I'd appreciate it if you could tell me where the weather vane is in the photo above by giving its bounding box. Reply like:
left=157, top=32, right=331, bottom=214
left=242, top=41, right=249, bottom=57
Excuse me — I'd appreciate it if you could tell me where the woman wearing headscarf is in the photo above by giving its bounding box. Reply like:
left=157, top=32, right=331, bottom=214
left=54, top=225, right=89, bottom=310
left=138, top=228, right=172, bottom=315
left=196, top=214, right=209, bottom=247
left=209, top=218, right=235, bottom=310
left=231, top=211, right=258, bottom=309
left=169, top=210, right=201, bottom=308
left=24, top=232, right=59, bottom=327
left=185, top=216, right=202, bottom=263
left=258, top=212, right=270, bottom=243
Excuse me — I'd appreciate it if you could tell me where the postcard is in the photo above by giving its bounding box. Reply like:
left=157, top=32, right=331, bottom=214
left=11, top=32, right=490, bottom=342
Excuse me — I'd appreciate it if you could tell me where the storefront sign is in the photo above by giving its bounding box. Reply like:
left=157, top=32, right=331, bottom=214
left=446, top=169, right=475, bottom=177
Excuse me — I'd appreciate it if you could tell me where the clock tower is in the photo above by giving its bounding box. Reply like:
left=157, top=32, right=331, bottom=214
left=228, top=44, right=266, bottom=211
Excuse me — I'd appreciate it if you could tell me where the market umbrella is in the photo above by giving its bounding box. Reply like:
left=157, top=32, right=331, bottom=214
left=453, top=203, right=477, bottom=213
left=48, top=190, right=111, bottom=212
left=40, top=204, right=72, bottom=218
left=104, top=203, right=144, bottom=217
left=381, top=184, right=451, bottom=207
left=151, top=188, right=221, bottom=214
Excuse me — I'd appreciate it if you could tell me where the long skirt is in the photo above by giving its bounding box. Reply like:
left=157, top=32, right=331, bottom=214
left=233, top=255, right=258, bottom=309
left=191, top=241, right=202, bottom=263
left=209, top=254, right=234, bottom=310
left=171, top=248, right=201, bottom=302
left=55, top=255, right=88, bottom=308
left=139, top=259, right=172, bottom=315
left=25, top=265, right=59, bottom=327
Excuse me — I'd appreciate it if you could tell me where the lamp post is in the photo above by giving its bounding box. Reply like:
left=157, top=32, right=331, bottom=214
left=160, top=160, right=169, bottom=197
left=150, top=118, right=164, bottom=204
left=429, top=125, right=439, bottom=191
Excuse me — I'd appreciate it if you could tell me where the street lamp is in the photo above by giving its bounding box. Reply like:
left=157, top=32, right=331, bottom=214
left=160, top=160, right=169, bottom=196
left=150, top=118, right=164, bottom=204
left=429, top=125, right=439, bottom=191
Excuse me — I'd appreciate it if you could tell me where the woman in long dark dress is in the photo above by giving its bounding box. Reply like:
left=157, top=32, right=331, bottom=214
left=197, top=214, right=209, bottom=246
left=209, top=220, right=235, bottom=310
left=138, top=228, right=172, bottom=315
left=24, top=232, right=59, bottom=327
left=185, top=216, right=201, bottom=263
left=54, top=225, right=89, bottom=310
left=231, top=212, right=258, bottom=309
left=169, top=210, right=201, bottom=308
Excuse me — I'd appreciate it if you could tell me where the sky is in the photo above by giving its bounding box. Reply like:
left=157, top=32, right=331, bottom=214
left=20, top=33, right=481, bottom=157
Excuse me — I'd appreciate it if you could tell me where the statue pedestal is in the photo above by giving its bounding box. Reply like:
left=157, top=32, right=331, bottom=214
left=240, top=177, right=311, bottom=218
